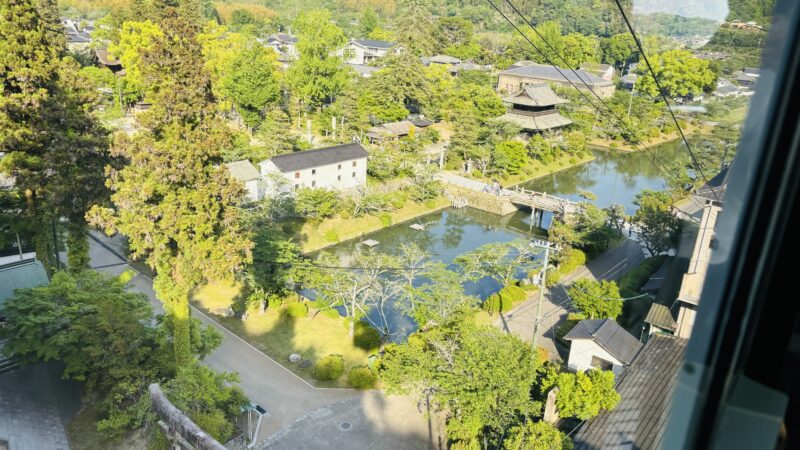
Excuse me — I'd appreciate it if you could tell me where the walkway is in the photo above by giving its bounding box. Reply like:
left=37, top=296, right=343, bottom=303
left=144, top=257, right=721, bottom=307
left=495, top=239, right=645, bottom=360
left=88, top=232, right=439, bottom=447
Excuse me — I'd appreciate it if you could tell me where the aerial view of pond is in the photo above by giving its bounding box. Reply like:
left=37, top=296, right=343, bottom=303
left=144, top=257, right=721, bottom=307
left=316, top=140, right=686, bottom=339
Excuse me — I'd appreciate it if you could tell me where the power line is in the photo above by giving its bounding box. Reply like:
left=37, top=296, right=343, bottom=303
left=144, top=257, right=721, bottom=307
left=610, top=0, right=720, bottom=202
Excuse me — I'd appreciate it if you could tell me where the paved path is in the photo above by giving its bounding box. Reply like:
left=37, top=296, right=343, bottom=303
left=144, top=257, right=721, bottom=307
left=495, top=239, right=645, bottom=360
left=88, top=232, right=439, bottom=448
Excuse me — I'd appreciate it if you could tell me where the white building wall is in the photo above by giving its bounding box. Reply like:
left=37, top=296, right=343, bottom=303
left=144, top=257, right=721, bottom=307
left=567, top=339, right=626, bottom=379
left=260, top=157, right=367, bottom=191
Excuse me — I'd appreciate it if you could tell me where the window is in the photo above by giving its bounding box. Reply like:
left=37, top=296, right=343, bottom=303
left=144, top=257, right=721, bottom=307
left=337, top=175, right=341, bottom=181
left=311, top=169, right=316, bottom=175
left=293, top=184, right=299, bottom=190
left=352, top=172, right=356, bottom=178
left=294, top=172, right=300, bottom=179
left=352, top=161, right=357, bottom=167
left=590, top=356, right=613, bottom=371
left=338, top=164, right=342, bottom=170
left=311, top=180, right=316, bottom=187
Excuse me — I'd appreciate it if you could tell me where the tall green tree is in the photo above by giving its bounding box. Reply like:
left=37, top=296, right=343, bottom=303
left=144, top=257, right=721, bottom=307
left=89, top=9, right=252, bottom=368
left=223, top=42, right=281, bottom=130
left=502, top=420, right=571, bottom=450
left=359, top=8, right=379, bottom=37
left=635, top=49, right=718, bottom=98
left=393, top=0, right=436, bottom=55
left=632, top=189, right=683, bottom=255
left=288, top=9, right=349, bottom=108
left=545, top=369, right=620, bottom=420
left=1, top=0, right=111, bottom=273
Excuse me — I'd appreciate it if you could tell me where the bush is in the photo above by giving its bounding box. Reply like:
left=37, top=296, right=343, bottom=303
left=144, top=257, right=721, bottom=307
left=424, top=199, right=437, bottom=209
left=482, top=293, right=500, bottom=315
left=499, top=285, right=527, bottom=306
left=312, top=354, right=344, bottom=381
left=547, top=248, right=586, bottom=285
left=340, top=210, right=352, bottom=219
left=499, top=293, right=513, bottom=312
left=348, top=366, right=377, bottom=389
left=617, top=255, right=668, bottom=297
left=378, top=212, right=392, bottom=227
left=353, top=321, right=382, bottom=350
left=324, top=229, right=339, bottom=242
left=388, top=192, right=407, bottom=209
left=283, top=301, right=308, bottom=318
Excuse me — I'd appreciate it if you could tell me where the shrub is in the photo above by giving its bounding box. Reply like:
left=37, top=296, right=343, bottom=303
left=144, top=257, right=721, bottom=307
left=340, top=210, right=352, bottom=219
left=312, top=354, right=344, bottom=381
left=547, top=248, right=586, bottom=285
left=482, top=293, right=500, bottom=315
left=324, top=229, right=339, bottom=242
left=348, top=366, right=377, bottom=389
left=500, top=285, right=527, bottom=305
left=499, top=293, right=513, bottom=312
left=424, top=199, right=437, bottom=209
left=283, top=301, right=308, bottom=318
left=353, top=321, right=382, bottom=350
left=378, top=212, right=392, bottom=227
left=388, top=192, right=407, bottom=209
left=617, top=255, right=668, bottom=297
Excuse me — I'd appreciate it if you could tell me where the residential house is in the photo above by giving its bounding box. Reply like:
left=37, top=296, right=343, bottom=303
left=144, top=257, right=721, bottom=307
left=424, top=54, right=462, bottom=66
left=498, top=62, right=616, bottom=97
left=366, top=119, right=433, bottom=143
left=563, top=318, right=643, bottom=378
left=572, top=334, right=688, bottom=449
left=225, top=160, right=265, bottom=202
left=259, top=143, right=368, bottom=191
left=496, top=83, right=573, bottom=132
left=95, top=47, right=123, bottom=72
left=0, top=259, right=48, bottom=325
left=735, top=68, right=760, bottom=89
left=713, top=78, right=741, bottom=97
left=263, top=33, right=298, bottom=59
left=579, top=62, right=615, bottom=81
left=339, top=39, right=398, bottom=65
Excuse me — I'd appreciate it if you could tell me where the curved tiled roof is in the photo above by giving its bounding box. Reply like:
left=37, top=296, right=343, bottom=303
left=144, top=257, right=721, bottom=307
left=564, top=318, right=643, bottom=364
left=501, top=63, right=613, bottom=86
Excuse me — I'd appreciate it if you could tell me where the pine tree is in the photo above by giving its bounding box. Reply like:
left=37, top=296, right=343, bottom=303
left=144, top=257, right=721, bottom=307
left=89, top=8, right=252, bottom=367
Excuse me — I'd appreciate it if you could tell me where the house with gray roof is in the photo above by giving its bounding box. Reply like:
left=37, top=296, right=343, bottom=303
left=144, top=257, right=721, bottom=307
left=496, top=84, right=573, bottom=132
left=264, top=33, right=298, bottom=59
left=259, top=143, right=368, bottom=191
left=338, top=39, right=400, bottom=65
left=225, top=160, right=265, bottom=202
left=366, top=119, right=433, bottom=143
left=498, top=62, right=616, bottom=98
left=564, top=318, right=643, bottom=378
left=573, top=334, right=687, bottom=449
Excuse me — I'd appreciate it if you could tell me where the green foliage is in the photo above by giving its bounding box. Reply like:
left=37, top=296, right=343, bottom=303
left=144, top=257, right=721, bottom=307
left=108, top=20, right=164, bottom=103
left=312, top=354, right=345, bottom=381
left=294, top=188, right=341, bottom=220
left=493, top=140, right=528, bottom=175
left=635, top=50, right=718, bottom=98
left=546, top=247, right=586, bottom=285
left=482, top=293, right=501, bottom=315
left=222, top=43, right=280, bottom=130
left=324, top=229, right=339, bottom=242
left=502, top=420, right=571, bottom=450
left=617, top=255, right=668, bottom=297
left=379, top=212, right=393, bottom=227
left=456, top=239, right=540, bottom=287
left=568, top=279, right=623, bottom=320
left=380, top=319, right=541, bottom=445
left=393, top=0, right=436, bottom=56
left=353, top=321, right=382, bottom=350
left=547, top=370, right=620, bottom=420
left=359, top=8, right=379, bottom=38
left=283, top=301, right=309, bottom=318
left=632, top=190, right=683, bottom=256
left=348, top=366, right=378, bottom=389
left=499, top=284, right=527, bottom=305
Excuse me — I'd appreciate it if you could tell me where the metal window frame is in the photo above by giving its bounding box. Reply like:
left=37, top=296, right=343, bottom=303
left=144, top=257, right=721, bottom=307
left=665, top=1, right=800, bottom=448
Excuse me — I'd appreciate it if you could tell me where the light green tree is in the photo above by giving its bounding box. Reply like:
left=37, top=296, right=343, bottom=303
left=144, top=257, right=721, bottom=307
left=568, top=279, right=623, bottom=319
left=632, top=189, right=683, bottom=255
left=547, top=369, right=620, bottom=420
left=635, top=49, right=718, bottom=98
left=393, top=0, right=436, bottom=55
left=493, top=140, right=528, bottom=175
left=108, top=19, right=164, bottom=102
left=502, top=420, right=571, bottom=450
left=223, top=42, right=281, bottom=130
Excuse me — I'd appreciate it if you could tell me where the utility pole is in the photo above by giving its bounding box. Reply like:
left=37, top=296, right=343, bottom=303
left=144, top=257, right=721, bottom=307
left=530, top=239, right=560, bottom=352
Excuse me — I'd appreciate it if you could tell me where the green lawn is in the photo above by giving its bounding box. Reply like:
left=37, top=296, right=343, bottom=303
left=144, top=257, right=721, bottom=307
left=290, top=196, right=451, bottom=253
left=192, top=281, right=372, bottom=387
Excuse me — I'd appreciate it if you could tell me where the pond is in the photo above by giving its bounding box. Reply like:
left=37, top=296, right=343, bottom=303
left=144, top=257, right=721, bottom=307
left=315, top=140, right=686, bottom=339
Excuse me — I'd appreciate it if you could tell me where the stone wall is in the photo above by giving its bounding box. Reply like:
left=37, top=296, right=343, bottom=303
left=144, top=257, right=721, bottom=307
left=444, top=185, right=519, bottom=216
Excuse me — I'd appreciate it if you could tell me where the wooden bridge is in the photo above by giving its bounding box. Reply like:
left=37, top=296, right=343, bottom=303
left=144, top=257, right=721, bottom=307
left=501, top=186, right=581, bottom=216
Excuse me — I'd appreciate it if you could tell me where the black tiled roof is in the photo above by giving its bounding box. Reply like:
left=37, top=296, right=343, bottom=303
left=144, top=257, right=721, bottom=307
left=695, top=165, right=730, bottom=202
left=564, top=318, right=643, bottom=364
left=501, top=63, right=613, bottom=86
left=573, top=334, right=688, bottom=450
left=353, top=39, right=395, bottom=49
left=268, top=143, right=368, bottom=172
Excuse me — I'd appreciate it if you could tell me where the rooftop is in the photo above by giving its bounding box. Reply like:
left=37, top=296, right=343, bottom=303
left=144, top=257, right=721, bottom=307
left=428, top=54, right=462, bottom=64
left=496, top=111, right=572, bottom=131
left=0, top=259, right=49, bottom=306
left=352, top=39, right=395, bottom=49
left=564, top=318, right=643, bottom=364
left=501, top=63, right=613, bottom=86
left=644, top=303, right=678, bottom=331
left=95, top=47, right=121, bottom=66
left=265, top=143, right=368, bottom=172
left=225, top=160, right=261, bottom=182
left=267, top=33, right=297, bottom=44
left=503, top=83, right=568, bottom=107
left=573, top=334, right=688, bottom=450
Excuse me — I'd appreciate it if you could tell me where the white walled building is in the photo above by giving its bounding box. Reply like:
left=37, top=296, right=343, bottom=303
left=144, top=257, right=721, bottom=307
left=225, top=160, right=265, bottom=203
left=264, top=33, right=298, bottom=59
left=563, top=318, right=643, bottom=378
left=259, top=143, right=368, bottom=191
left=338, top=39, right=398, bottom=65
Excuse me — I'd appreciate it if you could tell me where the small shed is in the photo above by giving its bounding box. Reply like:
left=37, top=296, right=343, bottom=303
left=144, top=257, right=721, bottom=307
left=564, top=318, right=643, bottom=378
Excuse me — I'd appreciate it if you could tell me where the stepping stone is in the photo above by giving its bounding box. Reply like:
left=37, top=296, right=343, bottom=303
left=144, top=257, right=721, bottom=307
left=289, top=353, right=301, bottom=363
left=363, top=239, right=379, bottom=247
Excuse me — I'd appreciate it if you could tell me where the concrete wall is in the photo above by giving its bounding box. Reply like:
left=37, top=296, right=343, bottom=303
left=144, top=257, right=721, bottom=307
left=444, top=185, right=519, bottom=216
left=567, top=339, right=625, bottom=378
left=260, top=158, right=367, bottom=191
left=243, top=179, right=264, bottom=203
left=497, top=74, right=616, bottom=98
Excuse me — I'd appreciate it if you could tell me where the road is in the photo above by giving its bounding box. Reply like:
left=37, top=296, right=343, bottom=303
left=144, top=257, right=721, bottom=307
left=495, top=238, right=645, bottom=360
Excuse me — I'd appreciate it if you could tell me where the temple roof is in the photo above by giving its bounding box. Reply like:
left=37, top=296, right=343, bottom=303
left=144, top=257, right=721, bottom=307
left=503, top=83, right=569, bottom=107
left=497, top=111, right=572, bottom=131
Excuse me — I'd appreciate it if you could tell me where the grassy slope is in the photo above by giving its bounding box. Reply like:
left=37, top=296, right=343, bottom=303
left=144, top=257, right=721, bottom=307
left=466, top=152, right=595, bottom=187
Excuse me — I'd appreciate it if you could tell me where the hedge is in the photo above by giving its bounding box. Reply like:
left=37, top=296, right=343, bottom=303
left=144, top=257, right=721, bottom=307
left=353, top=321, right=382, bottom=350
left=312, top=354, right=344, bottom=381
left=482, top=293, right=501, bottom=315
left=617, top=255, right=669, bottom=297
left=547, top=248, right=587, bottom=285
left=283, top=301, right=308, bottom=318
left=348, top=366, right=377, bottom=389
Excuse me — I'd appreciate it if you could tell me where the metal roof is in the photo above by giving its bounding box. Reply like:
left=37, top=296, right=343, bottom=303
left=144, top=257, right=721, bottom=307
left=573, top=334, right=687, bottom=450
left=0, top=259, right=49, bottom=306
left=503, top=83, right=568, bottom=107
left=225, top=160, right=261, bottom=182
left=501, top=63, right=613, bottom=86
left=352, top=39, right=395, bottom=49
left=267, top=143, right=368, bottom=172
left=564, top=318, right=643, bottom=364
